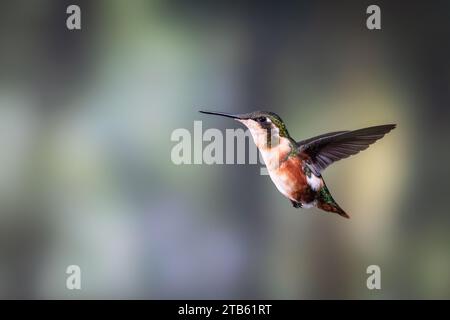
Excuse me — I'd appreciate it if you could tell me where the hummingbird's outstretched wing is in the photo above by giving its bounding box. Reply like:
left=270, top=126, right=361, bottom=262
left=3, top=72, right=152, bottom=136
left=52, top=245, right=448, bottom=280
left=296, top=130, right=348, bottom=146
left=297, top=124, right=396, bottom=175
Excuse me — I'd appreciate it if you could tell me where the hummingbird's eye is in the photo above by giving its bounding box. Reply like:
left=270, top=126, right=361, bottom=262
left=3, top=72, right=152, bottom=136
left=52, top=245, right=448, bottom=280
left=257, top=117, right=267, bottom=123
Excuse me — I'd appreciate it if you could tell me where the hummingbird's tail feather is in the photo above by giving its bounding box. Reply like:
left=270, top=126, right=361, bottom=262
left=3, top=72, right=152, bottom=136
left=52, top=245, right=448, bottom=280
left=317, top=184, right=350, bottom=219
left=317, top=200, right=349, bottom=219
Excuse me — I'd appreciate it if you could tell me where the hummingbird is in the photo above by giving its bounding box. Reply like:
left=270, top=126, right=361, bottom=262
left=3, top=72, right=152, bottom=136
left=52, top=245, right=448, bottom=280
left=199, top=110, right=396, bottom=218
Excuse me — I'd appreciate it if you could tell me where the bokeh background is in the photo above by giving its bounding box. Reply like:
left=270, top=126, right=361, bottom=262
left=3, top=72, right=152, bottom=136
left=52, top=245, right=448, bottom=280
left=0, top=0, right=449, bottom=299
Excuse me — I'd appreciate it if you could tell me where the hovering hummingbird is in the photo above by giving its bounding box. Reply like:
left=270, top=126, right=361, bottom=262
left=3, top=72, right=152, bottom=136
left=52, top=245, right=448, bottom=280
left=199, top=110, right=396, bottom=218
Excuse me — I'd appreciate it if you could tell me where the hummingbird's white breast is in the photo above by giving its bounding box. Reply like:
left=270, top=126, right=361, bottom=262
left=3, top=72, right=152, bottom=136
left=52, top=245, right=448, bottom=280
left=258, top=137, right=299, bottom=200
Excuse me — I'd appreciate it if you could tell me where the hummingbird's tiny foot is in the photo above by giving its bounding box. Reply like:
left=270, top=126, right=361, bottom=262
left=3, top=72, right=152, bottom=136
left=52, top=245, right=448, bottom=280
left=291, top=200, right=302, bottom=208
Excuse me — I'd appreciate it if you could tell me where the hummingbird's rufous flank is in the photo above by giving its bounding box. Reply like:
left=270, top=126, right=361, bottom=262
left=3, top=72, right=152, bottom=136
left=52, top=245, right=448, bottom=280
left=200, top=110, right=396, bottom=219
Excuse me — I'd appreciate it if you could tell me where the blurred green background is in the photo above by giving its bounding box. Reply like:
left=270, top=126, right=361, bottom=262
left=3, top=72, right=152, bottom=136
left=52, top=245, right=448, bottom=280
left=0, top=0, right=449, bottom=299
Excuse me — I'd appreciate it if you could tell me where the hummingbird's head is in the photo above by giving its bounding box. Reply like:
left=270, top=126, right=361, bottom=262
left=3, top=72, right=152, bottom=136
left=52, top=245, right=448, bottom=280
left=199, top=110, right=291, bottom=149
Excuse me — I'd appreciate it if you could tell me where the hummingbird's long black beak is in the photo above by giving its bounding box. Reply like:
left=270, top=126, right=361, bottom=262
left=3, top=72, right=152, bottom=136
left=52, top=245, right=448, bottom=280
left=199, top=110, right=249, bottom=120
